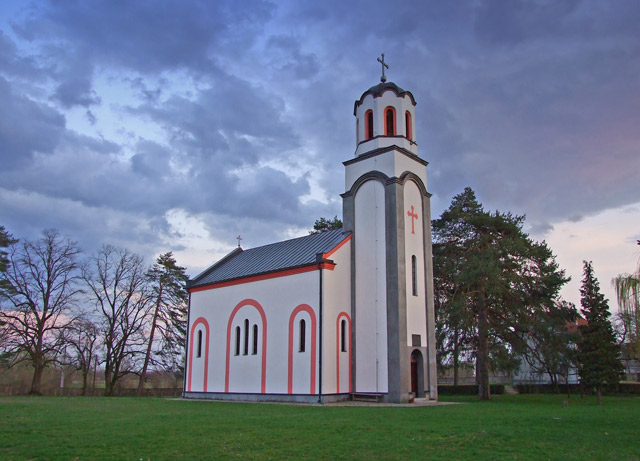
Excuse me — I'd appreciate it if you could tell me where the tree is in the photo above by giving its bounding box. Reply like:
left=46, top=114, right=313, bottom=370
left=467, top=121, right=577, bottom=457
left=83, top=245, right=151, bottom=396
left=432, top=188, right=569, bottom=400
left=309, top=216, right=342, bottom=234
left=521, top=299, right=580, bottom=388
left=577, top=261, right=624, bottom=404
left=65, top=317, right=99, bottom=396
left=0, top=229, right=82, bottom=394
left=0, top=226, right=18, bottom=292
left=137, top=252, right=189, bottom=395
left=612, top=240, right=639, bottom=365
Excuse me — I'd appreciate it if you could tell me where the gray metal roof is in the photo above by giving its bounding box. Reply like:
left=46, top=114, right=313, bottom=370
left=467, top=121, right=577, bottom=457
left=189, top=229, right=350, bottom=289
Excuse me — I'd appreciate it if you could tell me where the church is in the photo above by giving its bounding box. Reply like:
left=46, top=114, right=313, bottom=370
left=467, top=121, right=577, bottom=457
left=184, top=61, right=437, bottom=403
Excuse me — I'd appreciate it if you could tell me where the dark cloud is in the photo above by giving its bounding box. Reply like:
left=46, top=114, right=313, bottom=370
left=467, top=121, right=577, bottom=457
left=1, top=0, right=640, bottom=269
left=0, top=77, right=65, bottom=169
left=53, top=77, right=100, bottom=108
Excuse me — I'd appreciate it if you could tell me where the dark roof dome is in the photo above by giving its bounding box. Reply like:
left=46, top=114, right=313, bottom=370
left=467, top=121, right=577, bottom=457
left=353, top=82, right=416, bottom=115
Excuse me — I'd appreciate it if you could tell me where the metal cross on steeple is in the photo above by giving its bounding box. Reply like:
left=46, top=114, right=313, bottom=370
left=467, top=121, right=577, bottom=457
left=236, top=235, right=243, bottom=248
left=377, top=53, right=389, bottom=83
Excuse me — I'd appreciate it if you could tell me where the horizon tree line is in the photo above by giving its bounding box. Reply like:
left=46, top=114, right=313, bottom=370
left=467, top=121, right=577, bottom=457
left=0, top=226, right=188, bottom=396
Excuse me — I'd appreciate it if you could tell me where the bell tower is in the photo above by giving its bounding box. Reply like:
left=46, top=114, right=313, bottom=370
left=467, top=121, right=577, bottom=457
left=341, top=57, right=437, bottom=403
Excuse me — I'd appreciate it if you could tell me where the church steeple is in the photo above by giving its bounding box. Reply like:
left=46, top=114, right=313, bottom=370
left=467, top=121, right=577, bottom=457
left=353, top=58, right=418, bottom=157
left=342, top=66, right=437, bottom=403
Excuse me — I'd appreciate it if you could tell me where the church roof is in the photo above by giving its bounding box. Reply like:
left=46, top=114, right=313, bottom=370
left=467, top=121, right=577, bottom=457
left=189, top=229, right=351, bottom=290
left=353, top=81, right=417, bottom=114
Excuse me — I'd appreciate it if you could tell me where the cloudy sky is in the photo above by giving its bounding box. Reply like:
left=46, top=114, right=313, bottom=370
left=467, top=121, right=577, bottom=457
left=1, top=0, right=638, bottom=308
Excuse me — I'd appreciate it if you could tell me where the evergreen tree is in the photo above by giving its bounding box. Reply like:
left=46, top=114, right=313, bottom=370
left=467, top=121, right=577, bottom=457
left=577, top=261, right=624, bottom=404
left=137, top=252, right=189, bottom=395
left=433, top=187, right=569, bottom=400
left=309, top=216, right=342, bottom=234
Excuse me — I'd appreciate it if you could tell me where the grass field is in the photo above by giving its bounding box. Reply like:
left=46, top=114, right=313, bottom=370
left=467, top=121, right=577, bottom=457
left=1, top=394, right=638, bottom=459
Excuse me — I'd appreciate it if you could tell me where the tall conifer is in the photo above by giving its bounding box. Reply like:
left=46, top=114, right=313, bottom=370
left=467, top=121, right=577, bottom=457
left=577, top=261, right=624, bottom=404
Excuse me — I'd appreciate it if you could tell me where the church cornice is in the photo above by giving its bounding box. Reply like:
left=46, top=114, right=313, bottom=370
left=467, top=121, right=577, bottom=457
left=353, top=82, right=417, bottom=115
left=341, top=169, right=430, bottom=198
left=343, top=145, right=428, bottom=167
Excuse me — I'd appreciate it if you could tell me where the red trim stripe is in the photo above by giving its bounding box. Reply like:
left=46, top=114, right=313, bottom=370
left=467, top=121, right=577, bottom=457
left=187, top=317, right=210, bottom=392
left=322, top=234, right=352, bottom=259
left=189, top=263, right=335, bottom=293
left=336, top=312, right=352, bottom=394
left=225, top=299, right=268, bottom=393
left=287, top=304, right=317, bottom=394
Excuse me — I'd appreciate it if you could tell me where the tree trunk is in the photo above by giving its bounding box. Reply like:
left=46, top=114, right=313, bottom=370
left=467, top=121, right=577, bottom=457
left=81, top=369, right=88, bottom=396
left=596, top=385, right=602, bottom=405
left=30, top=361, right=44, bottom=395
left=453, top=329, right=459, bottom=386
left=104, top=366, right=113, bottom=396
left=477, top=294, right=491, bottom=401
left=138, top=288, right=162, bottom=396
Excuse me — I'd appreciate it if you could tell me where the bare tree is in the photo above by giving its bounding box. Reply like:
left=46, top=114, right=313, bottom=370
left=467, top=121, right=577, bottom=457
left=83, top=245, right=151, bottom=396
left=0, top=229, right=82, bottom=394
left=65, top=317, right=99, bottom=395
left=137, top=252, right=189, bottom=395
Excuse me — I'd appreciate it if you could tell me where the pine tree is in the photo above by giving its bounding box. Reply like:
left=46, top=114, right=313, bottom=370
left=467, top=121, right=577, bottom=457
left=433, top=187, right=569, bottom=400
left=577, top=261, right=624, bottom=404
left=137, top=252, right=189, bottom=395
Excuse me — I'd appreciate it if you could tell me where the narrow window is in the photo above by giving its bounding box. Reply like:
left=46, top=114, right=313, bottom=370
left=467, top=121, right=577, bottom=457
left=356, top=118, right=360, bottom=143
left=365, top=110, right=373, bottom=140
left=412, top=255, right=417, bottom=296
left=341, top=319, right=347, bottom=352
left=196, top=330, right=202, bottom=358
left=243, top=319, right=249, bottom=356
left=405, top=111, right=412, bottom=140
left=235, top=326, right=241, bottom=356
left=252, top=324, right=258, bottom=355
left=385, top=106, right=396, bottom=136
left=299, top=319, right=306, bottom=352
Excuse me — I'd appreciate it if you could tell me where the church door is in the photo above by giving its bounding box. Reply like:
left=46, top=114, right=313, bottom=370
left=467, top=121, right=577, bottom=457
left=410, top=351, right=418, bottom=394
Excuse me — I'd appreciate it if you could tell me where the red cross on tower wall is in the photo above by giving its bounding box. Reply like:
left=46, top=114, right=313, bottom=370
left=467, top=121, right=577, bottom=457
left=407, top=205, right=419, bottom=234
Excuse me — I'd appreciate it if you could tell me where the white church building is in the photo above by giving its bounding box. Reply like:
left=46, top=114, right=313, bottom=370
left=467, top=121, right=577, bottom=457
left=184, top=67, right=437, bottom=403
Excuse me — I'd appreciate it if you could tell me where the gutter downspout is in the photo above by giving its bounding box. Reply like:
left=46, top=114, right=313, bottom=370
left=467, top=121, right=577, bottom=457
left=183, top=290, right=192, bottom=398
left=316, top=253, right=324, bottom=404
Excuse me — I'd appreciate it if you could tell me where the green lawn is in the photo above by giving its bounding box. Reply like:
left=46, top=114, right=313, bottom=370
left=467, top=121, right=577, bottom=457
left=1, top=394, right=638, bottom=459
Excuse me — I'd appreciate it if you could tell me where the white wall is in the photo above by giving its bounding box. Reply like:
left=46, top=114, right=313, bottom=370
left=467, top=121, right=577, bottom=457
left=404, top=180, right=428, bottom=346
left=187, top=270, right=319, bottom=394
left=322, top=239, right=352, bottom=394
left=354, top=179, right=388, bottom=393
left=354, top=89, right=417, bottom=157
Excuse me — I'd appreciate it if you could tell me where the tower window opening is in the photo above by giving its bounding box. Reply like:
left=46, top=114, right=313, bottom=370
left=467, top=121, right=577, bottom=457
left=341, top=319, right=347, bottom=352
left=252, top=324, right=258, bottom=355
left=196, top=330, right=202, bottom=358
left=412, top=255, right=418, bottom=296
left=365, top=110, right=373, bottom=140
left=385, top=106, right=396, bottom=136
left=234, top=326, right=241, bottom=356
left=405, top=111, right=412, bottom=140
left=299, top=319, right=306, bottom=352
left=243, top=319, right=249, bottom=356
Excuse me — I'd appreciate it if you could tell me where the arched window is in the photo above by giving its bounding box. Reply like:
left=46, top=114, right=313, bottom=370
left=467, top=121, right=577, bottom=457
left=234, top=326, right=241, bottom=356
left=196, top=330, right=203, bottom=358
left=243, top=319, right=249, bottom=355
left=365, top=110, right=373, bottom=140
left=385, top=106, right=396, bottom=136
left=412, top=255, right=417, bottom=296
left=299, top=319, right=306, bottom=352
left=405, top=111, right=412, bottom=140
left=341, top=319, right=347, bottom=352
left=252, top=324, right=258, bottom=355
